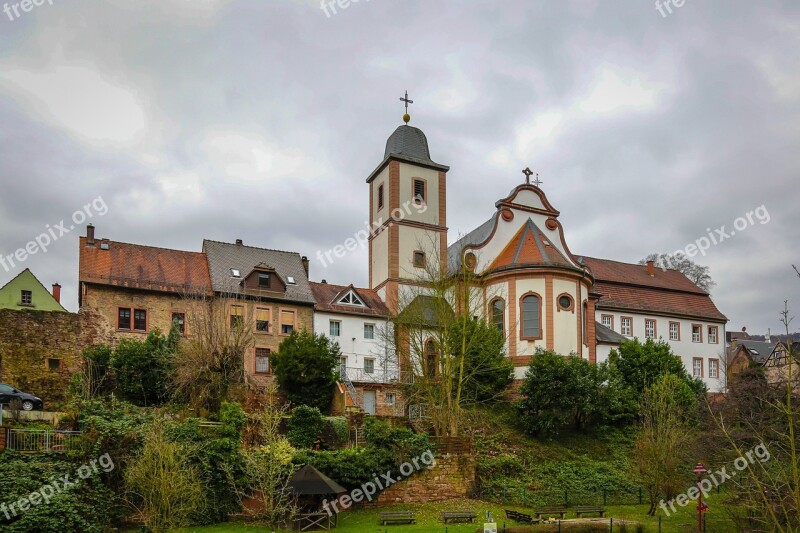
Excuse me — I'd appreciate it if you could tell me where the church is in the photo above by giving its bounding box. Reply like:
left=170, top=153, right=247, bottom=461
left=361, top=110, right=728, bottom=392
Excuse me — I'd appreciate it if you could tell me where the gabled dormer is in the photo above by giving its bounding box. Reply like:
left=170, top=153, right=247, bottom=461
left=333, top=285, right=368, bottom=308
left=242, top=263, right=287, bottom=294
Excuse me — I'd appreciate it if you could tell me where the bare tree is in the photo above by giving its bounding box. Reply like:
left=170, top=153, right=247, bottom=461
left=383, top=237, right=505, bottom=436
left=640, top=253, right=715, bottom=293
left=172, top=292, right=254, bottom=411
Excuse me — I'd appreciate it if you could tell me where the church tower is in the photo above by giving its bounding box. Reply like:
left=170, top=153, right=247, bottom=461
left=367, top=103, right=449, bottom=312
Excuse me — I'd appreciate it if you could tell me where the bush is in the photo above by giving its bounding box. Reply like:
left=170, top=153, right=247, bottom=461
left=0, top=452, right=120, bottom=533
left=272, top=331, right=340, bottom=411
left=112, top=328, right=178, bottom=406
left=363, top=417, right=430, bottom=466
left=287, top=405, right=325, bottom=448
left=294, top=446, right=394, bottom=490
left=321, top=416, right=349, bottom=449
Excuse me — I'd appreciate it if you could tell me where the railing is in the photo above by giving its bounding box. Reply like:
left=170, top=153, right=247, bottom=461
left=341, top=366, right=399, bottom=384
left=408, top=403, right=431, bottom=420
left=6, top=429, right=82, bottom=453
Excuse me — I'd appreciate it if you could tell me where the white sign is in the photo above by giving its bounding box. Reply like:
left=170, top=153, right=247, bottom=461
left=483, top=523, right=498, bottom=533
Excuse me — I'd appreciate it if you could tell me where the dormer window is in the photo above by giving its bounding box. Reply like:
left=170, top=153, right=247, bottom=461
left=231, top=269, right=241, bottom=278
left=258, top=273, right=271, bottom=288
left=336, top=290, right=365, bottom=307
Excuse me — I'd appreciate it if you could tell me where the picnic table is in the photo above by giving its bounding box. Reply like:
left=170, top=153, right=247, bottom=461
left=380, top=510, right=416, bottom=525
left=574, top=505, right=606, bottom=517
left=441, top=510, right=477, bottom=523
left=534, top=505, right=568, bottom=519
left=504, top=509, right=539, bottom=524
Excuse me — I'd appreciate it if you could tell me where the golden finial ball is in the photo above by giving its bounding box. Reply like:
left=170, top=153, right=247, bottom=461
left=403, top=113, right=411, bottom=124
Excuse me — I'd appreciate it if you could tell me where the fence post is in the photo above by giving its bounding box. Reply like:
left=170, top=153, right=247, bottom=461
left=703, top=513, right=707, bottom=532
left=610, top=517, right=613, bottom=532
left=638, top=487, right=643, bottom=505
left=558, top=519, right=561, bottom=533
left=659, top=515, right=662, bottom=533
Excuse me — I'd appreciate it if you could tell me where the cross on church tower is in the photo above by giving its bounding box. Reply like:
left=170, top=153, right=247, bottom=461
left=522, top=167, right=543, bottom=187
left=400, top=90, right=413, bottom=124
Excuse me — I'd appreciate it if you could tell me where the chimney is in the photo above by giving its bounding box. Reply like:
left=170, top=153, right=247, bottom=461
left=766, top=328, right=772, bottom=344
left=321, top=279, right=327, bottom=284
left=235, top=239, right=243, bottom=246
left=52, top=283, right=61, bottom=304
left=86, top=224, right=95, bottom=246
left=301, top=256, right=309, bottom=277
left=646, top=260, right=655, bottom=277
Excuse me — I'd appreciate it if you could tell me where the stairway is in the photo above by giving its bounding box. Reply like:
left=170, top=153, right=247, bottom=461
left=341, top=368, right=362, bottom=410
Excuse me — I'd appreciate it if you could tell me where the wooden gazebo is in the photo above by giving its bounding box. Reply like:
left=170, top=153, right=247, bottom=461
left=288, top=465, right=347, bottom=531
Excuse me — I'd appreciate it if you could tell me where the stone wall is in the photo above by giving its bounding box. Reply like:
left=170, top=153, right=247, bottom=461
left=0, top=308, right=115, bottom=408
left=0, top=427, right=6, bottom=451
left=372, top=454, right=476, bottom=504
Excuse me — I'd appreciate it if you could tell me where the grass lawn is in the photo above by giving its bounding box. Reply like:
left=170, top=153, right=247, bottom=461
left=183, top=496, right=737, bottom=532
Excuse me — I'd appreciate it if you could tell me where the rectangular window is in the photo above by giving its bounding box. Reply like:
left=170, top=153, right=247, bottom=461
left=413, top=251, right=426, bottom=268
left=133, top=309, right=147, bottom=331
left=621, top=317, right=633, bottom=337
left=255, top=348, right=270, bottom=374
left=171, top=312, right=186, bottom=335
left=20, top=290, right=32, bottom=306
left=118, top=308, right=131, bottom=330
left=330, top=320, right=341, bottom=337
left=378, top=184, right=384, bottom=210
left=522, top=295, right=541, bottom=338
left=692, top=324, right=702, bottom=343
left=645, top=319, right=656, bottom=339
left=709, top=358, right=719, bottom=378
left=413, top=178, right=425, bottom=203
left=281, top=310, right=295, bottom=334
left=669, top=321, right=680, bottom=341
left=256, top=308, right=271, bottom=333
left=601, top=314, right=613, bottom=330
left=47, top=358, right=61, bottom=371
left=230, top=305, right=244, bottom=328
left=364, top=358, right=375, bottom=374
left=386, top=392, right=396, bottom=406
left=708, top=326, right=719, bottom=344
left=693, top=357, right=704, bottom=378
left=364, top=323, right=375, bottom=339
left=258, top=273, right=271, bottom=289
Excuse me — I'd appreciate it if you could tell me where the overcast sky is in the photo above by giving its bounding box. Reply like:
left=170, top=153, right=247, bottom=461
left=0, top=0, right=798, bottom=335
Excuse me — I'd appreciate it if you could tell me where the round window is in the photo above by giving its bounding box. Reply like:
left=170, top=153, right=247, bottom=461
left=558, top=295, right=573, bottom=310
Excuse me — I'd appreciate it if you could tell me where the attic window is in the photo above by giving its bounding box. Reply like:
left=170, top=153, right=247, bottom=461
left=20, top=290, right=32, bottom=306
left=230, top=269, right=241, bottom=278
left=287, top=276, right=296, bottom=284
left=100, top=242, right=110, bottom=250
left=258, top=273, right=271, bottom=288
left=337, top=290, right=365, bottom=307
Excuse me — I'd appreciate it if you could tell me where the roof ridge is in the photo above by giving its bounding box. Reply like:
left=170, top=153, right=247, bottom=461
left=81, top=237, right=205, bottom=256
left=202, top=238, right=302, bottom=257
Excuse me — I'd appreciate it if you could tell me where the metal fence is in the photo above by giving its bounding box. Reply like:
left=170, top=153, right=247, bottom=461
left=6, top=429, right=82, bottom=453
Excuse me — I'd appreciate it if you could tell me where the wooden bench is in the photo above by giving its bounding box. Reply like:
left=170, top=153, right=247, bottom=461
left=442, top=510, right=477, bottom=523
left=504, top=509, right=538, bottom=524
left=574, top=505, right=606, bottom=517
left=380, top=511, right=416, bottom=525
left=534, top=505, right=568, bottom=519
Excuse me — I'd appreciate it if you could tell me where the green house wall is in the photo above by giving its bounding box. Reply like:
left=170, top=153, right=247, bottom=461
left=0, top=269, right=66, bottom=312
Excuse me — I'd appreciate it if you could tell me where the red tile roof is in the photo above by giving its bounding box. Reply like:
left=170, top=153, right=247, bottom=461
left=490, top=220, right=572, bottom=271
left=309, top=282, right=390, bottom=317
left=582, top=257, right=726, bottom=322
left=582, top=257, right=707, bottom=294
left=79, top=237, right=212, bottom=295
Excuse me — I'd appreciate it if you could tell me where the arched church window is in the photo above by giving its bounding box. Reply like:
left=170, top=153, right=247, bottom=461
left=521, top=293, right=541, bottom=339
left=490, top=298, right=505, bottom=334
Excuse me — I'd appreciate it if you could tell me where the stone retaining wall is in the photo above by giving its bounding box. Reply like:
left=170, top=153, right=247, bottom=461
left=372, top=454, right=476, bottom=504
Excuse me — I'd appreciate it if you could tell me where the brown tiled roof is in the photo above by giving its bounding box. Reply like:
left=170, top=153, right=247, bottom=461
left=582, top=256, right=708, bottom=294
left=79, top=237, right=212, bottom=295
left=592, top=281, right=727, bottom=322
left=489, top=219, right=572, bottom=271
left=309, top=282, right=390, bottom=318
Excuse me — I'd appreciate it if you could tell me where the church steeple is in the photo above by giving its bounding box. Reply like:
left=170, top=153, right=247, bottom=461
left=367, top=103, right=450, bottom=312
